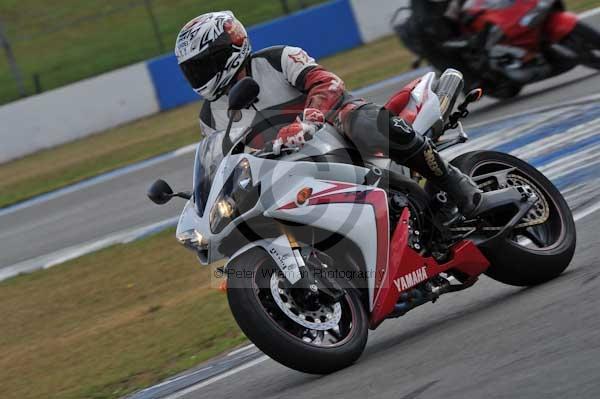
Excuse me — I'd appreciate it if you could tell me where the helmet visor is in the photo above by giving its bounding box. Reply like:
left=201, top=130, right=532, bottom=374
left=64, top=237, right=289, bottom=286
left=179, top=35, right=234, bottom=90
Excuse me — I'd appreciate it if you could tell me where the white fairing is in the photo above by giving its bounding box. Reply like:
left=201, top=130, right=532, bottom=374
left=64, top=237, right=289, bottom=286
left=408, top=72, right=442, bottom=134
left=176, top=139, right=383, bottom=306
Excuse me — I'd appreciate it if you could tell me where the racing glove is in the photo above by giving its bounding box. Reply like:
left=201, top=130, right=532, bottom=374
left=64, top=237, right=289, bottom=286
left=273, top=108, right=324, bottom=155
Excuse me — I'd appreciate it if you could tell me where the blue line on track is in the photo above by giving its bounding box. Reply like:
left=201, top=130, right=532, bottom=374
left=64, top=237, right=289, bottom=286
left=552, top=163, right=600, bottom=190
left=494, top=105, right=600, bottom=153
left=529, top=133, right=600, bottom=167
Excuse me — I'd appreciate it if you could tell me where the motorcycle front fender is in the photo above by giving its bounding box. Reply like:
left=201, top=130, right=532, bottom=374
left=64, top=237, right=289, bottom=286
left=225, top=235, right=305, bottom=285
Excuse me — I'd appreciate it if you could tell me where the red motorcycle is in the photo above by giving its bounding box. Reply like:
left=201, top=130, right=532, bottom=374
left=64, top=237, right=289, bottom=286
left=394, top=0, right=600, bottom=98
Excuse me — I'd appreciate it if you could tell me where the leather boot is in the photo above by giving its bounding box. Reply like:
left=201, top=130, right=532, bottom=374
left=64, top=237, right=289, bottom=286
left=403, top=137, right=484, bottom=218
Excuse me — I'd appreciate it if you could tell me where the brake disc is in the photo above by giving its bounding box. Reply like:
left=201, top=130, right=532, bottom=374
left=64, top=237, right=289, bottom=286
left=269, top=273, right=342, bottom=331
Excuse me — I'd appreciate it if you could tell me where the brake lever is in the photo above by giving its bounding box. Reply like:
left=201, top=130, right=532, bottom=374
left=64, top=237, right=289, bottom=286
left=436, top=122, right=469, bottom=152
left=253, top=143, right=300, bottom=158
left=445, top=88, right=484, bottom=130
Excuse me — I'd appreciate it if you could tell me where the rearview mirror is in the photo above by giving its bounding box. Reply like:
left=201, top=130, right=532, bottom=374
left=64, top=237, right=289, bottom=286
left=147, top=179, right=174, bottom=205
left=228, top=77, right=260, bottom=111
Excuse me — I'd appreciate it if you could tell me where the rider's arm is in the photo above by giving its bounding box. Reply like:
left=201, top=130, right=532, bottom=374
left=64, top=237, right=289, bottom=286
left=281, top=46, right=346, bottom=123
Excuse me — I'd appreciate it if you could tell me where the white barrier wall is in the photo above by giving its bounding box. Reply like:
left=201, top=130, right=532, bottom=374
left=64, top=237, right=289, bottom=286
left=350, top=0, right=409, bottom=43
left=0, top=62, right=159, bottom=163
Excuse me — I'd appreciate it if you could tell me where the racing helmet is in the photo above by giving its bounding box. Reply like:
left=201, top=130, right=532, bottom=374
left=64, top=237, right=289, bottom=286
left=175, top=11, right=251, bottom=101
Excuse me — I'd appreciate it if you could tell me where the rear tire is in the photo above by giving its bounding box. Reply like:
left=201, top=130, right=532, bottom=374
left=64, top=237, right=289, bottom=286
left=451, top=151, right=576, bottom=286
left=226, top=248, right=369, bottom=374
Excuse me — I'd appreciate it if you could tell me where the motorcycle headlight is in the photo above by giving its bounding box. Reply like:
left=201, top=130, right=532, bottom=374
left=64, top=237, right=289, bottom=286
left=176, top=229, right=207, bottom=251
left=209, top=158, right=260, bottom=234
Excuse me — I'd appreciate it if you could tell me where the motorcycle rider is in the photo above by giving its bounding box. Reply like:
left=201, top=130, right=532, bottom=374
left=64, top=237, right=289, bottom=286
left=175, top=11, right=492, bottom=218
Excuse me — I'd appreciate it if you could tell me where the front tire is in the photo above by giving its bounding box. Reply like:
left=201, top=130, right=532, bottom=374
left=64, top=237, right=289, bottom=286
left=451, top=151, right=576, bottom=286
left=226, top=248, right=369, bottom=374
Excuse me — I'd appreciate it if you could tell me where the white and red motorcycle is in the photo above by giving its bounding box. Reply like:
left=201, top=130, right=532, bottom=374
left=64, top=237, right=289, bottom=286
left=148, top=70, right=575, bottom=374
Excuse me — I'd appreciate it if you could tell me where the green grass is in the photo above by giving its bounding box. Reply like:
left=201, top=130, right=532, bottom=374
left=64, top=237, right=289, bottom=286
left=0, top=0, right=325, bottom=105
left=0, top=228, right=242, bottom=399
left=568, top=0, right=600, bottom=11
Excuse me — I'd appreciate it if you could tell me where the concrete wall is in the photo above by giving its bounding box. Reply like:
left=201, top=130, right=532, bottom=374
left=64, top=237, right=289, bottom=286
left=350, top=0, right=409, bottom=43
left=0, top=63, right=159, bottom=163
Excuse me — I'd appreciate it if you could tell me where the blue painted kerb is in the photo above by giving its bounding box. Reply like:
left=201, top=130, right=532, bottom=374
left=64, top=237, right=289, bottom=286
left=146, top=0, right=363, bottom=111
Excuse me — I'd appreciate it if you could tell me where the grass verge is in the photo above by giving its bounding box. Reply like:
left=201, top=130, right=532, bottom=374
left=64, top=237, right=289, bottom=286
left=568, top=0, right=600, bottom=11
left=0, top=228, right=243, bottom=399
left=0, top=0, right=325, bottom=105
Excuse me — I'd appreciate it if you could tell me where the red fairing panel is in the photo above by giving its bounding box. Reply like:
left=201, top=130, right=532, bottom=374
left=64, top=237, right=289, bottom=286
left=544, top=11, right=578, bottom=42
left=384, top=78, right=421, bottom=124
left=302, top=67, right=346, bottom=122
left=463, top=0, right=545, bottom=50
left=369, top=209, right=491, bottom=328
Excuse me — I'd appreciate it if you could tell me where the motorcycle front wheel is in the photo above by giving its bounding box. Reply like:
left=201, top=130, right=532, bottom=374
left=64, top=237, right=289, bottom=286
left=226, top=247, right=369, bottom=374
left=451, top=151, right=576, bottom=286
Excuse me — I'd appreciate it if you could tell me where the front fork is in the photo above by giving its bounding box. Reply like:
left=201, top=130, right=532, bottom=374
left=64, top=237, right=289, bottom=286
left=225, top=231, right=345, bottom=301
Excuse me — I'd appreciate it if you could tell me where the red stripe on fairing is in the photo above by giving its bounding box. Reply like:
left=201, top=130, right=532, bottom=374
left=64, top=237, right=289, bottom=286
left=307, top=189, right=389, bottom=298
left=277, top=181, right=356, bottom=210
left=310, top=181, right=357, bottom=200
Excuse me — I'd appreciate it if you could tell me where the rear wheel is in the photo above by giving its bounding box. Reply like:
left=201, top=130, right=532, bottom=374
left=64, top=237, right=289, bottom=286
left=451, top=151, right=576, bottom=286
left=226, top=248, right=369, bottom=374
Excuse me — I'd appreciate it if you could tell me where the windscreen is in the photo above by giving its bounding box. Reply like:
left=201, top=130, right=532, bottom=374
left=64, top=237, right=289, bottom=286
left=193, top=131, right=227, bottom=217
left=192, top=128, right=248, bottom=217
